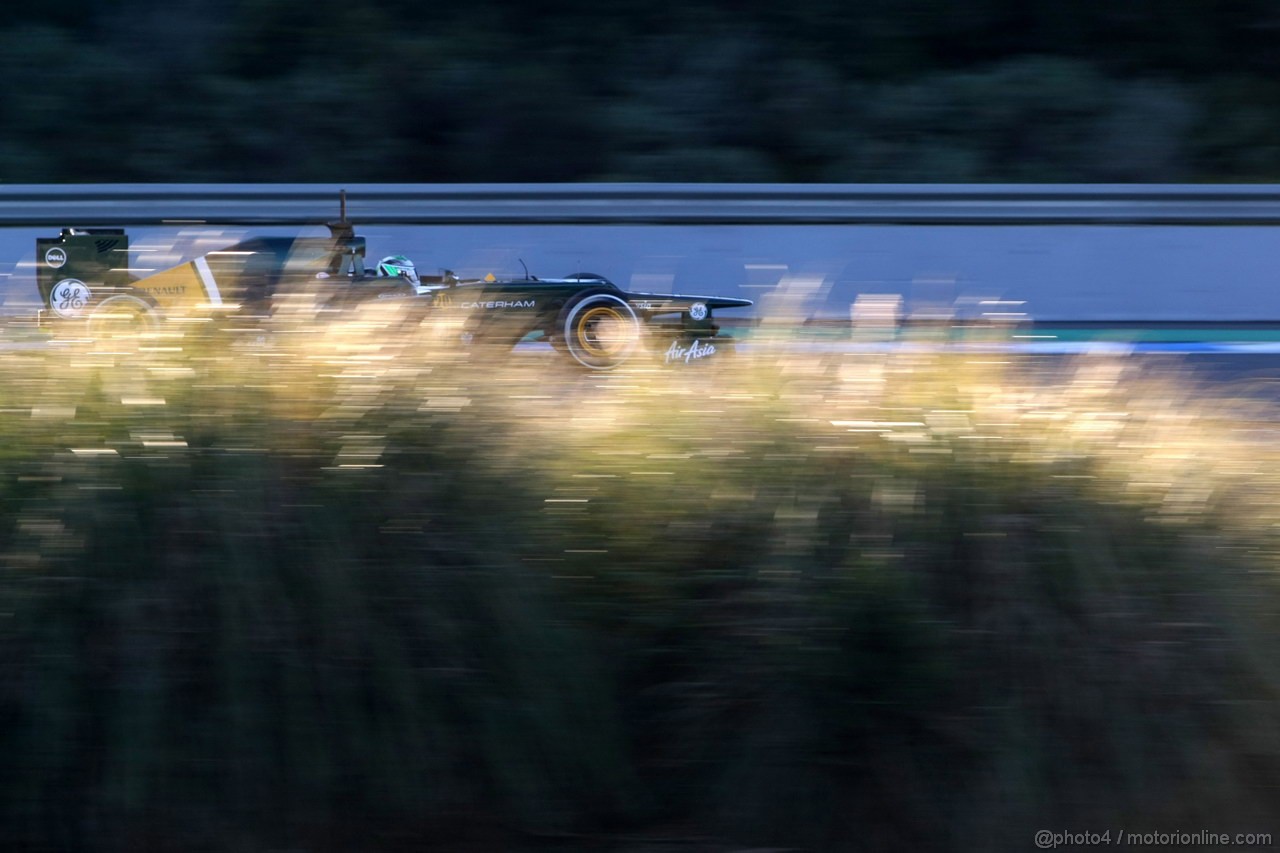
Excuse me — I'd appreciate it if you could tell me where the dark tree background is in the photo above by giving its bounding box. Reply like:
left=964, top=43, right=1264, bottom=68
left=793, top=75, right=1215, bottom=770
left=2, top=0, right=1279, bottom=182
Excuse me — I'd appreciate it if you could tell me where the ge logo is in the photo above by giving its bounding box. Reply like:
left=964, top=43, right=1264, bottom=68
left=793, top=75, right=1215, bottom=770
left=689, top=302, right=708, bottom=321
left=50, top=279, right=91, bottom=318
left=45, top=247, right=68, bottom=268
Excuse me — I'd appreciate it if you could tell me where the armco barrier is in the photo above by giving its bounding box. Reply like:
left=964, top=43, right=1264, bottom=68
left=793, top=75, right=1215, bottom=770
left=6, top=184, right=1280, bottom=226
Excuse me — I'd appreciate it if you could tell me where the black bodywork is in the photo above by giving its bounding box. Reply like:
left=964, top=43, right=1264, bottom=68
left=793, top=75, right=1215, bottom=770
left=35, top=206, right=752, bottom=369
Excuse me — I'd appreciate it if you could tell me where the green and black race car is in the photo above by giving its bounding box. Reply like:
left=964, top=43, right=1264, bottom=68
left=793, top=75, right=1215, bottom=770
left=35, top=200, right=752, bottom=370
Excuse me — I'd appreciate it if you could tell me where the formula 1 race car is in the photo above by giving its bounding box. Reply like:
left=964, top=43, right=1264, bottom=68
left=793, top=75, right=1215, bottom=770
left=34, top=197, right=752, bottom=369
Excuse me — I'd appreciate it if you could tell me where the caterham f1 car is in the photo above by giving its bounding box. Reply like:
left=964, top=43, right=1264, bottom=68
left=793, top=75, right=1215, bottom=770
left=34, top=201, right=752, bottom=369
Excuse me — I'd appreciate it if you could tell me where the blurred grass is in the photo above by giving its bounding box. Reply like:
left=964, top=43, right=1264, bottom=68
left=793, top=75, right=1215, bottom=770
left=1, top=313, right=1279, bottom=851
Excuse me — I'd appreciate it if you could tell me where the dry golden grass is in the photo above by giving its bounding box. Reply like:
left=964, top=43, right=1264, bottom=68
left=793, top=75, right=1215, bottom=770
left=1, top=312, right=1278, bottom=851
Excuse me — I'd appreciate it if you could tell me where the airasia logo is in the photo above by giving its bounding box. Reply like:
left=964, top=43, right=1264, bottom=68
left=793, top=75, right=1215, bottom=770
left=664, top=338, right=716, bottom=364
left=50, top=279, right=91, bottom=318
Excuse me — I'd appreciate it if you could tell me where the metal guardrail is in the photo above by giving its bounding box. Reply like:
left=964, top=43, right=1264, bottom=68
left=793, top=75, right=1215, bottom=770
left=6, top=184, right=1280, bottom=226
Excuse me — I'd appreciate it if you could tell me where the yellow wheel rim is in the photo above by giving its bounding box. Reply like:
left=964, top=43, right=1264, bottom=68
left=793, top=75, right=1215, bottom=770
left=576, top=305, right=631, bottom=356
left=89, top=297, right=156, bottom=339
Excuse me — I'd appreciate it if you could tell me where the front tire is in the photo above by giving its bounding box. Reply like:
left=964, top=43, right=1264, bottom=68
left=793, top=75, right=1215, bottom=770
left=559, top=292, right=640, bottom=369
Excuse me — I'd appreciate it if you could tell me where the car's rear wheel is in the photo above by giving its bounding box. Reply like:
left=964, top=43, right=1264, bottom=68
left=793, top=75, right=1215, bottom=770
left=88, top=293, right=158, bottom=339
left=559, top=292, right=640, bottom=369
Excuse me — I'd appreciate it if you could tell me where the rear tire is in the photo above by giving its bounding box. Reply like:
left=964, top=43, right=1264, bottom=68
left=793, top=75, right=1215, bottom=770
left=88, top=293, right=158, bottom=339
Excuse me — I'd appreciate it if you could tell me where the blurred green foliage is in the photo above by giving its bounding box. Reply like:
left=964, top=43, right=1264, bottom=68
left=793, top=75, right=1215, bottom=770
left=1, top=318, right=1279, bottom=849
left=2, top=0, right=1280, bottom=181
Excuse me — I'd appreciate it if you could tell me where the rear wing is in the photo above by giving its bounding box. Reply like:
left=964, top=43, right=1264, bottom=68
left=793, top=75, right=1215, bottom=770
left=34, top=192, right=371, bottom=320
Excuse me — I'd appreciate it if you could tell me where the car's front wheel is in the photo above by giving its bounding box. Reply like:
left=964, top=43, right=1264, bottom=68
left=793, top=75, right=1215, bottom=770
left=559, top=292, right=640, bottom=369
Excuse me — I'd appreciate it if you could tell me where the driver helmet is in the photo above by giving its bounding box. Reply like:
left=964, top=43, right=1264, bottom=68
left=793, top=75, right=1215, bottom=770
left=377, top=254, right=420, bottom=287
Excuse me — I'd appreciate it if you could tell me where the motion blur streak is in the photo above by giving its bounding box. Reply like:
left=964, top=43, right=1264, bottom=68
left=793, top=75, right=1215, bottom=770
left=0, top=303, right=1277, bottom=851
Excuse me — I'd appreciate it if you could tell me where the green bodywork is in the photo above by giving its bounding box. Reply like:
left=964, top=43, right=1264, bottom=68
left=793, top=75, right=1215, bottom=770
left=35, top=220, right=752, bottom=367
